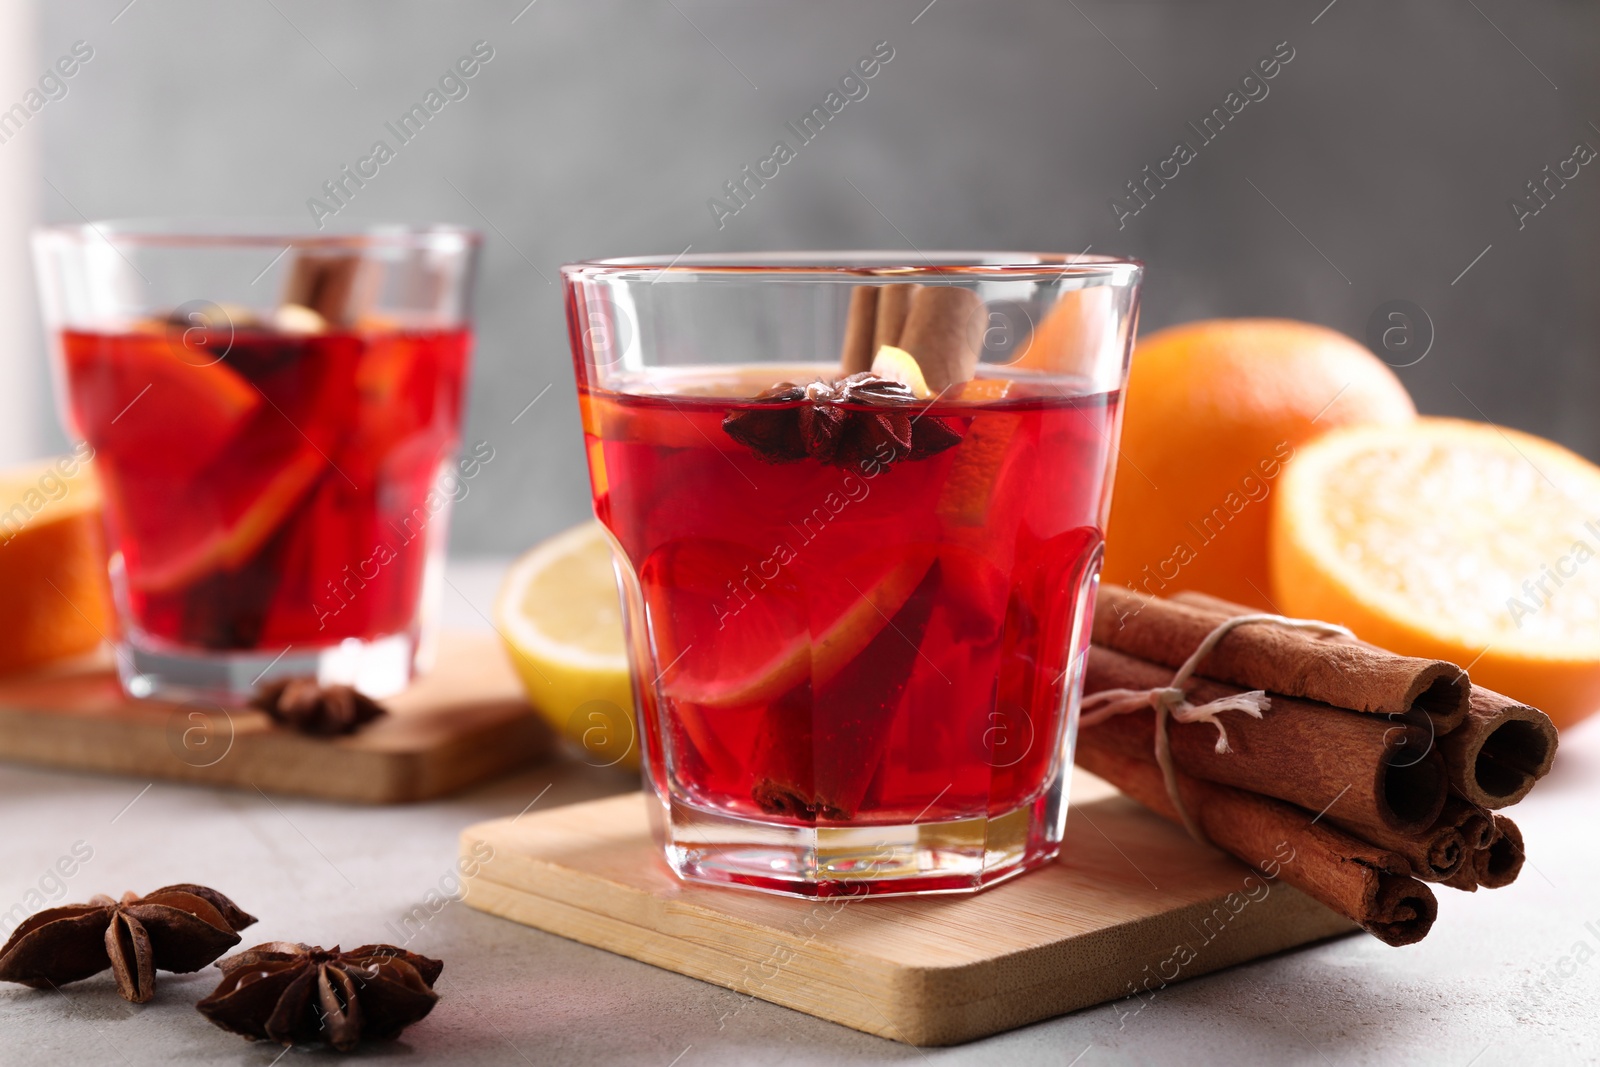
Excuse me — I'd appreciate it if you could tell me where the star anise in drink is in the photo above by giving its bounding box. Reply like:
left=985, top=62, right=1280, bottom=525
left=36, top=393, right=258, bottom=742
left=723, top=373, right=963, bottom=468
left=0, top=884, right=256, bottom=1003
left=197, top=942, right=442, bottom=1052
left=251, top=678, right=387, bottom=736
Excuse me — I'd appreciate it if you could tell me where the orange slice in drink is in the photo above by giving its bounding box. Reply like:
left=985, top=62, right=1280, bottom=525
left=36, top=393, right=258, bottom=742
left=118, top=442, right=327, bottom=593
left=937, top=412, right=1022, bottom=527
left=1273, top=417, right=1600, bottom=728
left=63, top=332, right=260, bottom=482
left=647, top=538, right=938, bottom=708
left=953, top=378, right=1012, bottom=403
left=578, top=391, right=715, bottom=451
left=1008, top=286, right=1116, bottom=376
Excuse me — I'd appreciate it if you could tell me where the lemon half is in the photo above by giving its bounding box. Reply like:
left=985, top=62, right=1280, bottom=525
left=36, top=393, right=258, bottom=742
left=494, top=521, right=638, bottom=768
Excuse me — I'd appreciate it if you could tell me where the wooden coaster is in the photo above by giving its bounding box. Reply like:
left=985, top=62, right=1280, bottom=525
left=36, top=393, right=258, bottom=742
left=0, top=631, right=550, bottom=803
left=460, top=780, right=1357, bottom=1045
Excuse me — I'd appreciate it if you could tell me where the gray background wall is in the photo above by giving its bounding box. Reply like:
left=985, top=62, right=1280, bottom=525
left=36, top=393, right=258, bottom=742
left=21, top=0, right=1600, bottom=553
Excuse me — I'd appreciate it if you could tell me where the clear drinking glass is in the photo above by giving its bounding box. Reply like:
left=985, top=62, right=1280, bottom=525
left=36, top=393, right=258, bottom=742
left=34, top=222, right=481, bottom=703
left=564, top=252, right=1142, bottom=897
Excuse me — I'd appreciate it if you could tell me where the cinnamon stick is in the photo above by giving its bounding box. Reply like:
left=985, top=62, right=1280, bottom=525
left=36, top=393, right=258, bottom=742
left=1456, top=798, right=1496, bottom=851
left=898, top=286, right=984, bottom=393
left=1170, top=591, right=1557, bottom=807
left=282, top=252, right=370, bottom=326
left=1441, top=813, right=1524, bottom=891
left=1168, top=590, right=1273, bottom=616
left=1476, top=814, right=1525, bottom=889
left=1439, top=687, right=1558, bottom=810
left=839, top=286, right=879, bottom=375
left=1075, top=735, right=1438, bottom=946
left=1083, top=647, right=1448, bottom=837
left=1361, top=823, right=1465, bottom=883
left=1096, top=586, right=1470, bottom=734
left=1354, top=797, right=1489, bottom=883
left=872, top=284, right=917, bottom=353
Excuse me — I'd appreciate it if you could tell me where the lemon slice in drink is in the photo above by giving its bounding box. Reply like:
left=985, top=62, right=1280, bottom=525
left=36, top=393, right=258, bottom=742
left=870, top=345, right=932, bottom=399
left=495, top=521, right=638, bottom=768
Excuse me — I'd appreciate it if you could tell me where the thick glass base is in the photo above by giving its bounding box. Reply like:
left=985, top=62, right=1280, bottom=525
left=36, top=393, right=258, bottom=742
left=651, top=774, right=1069, bottom=898
left=116, top=629, right=421, bottom=705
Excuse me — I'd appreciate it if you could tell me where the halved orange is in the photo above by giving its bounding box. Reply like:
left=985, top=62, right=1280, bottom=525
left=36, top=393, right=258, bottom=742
left=0, top=455, right=113, bottom=674
left=1272, top=417, right=1600, bottom=728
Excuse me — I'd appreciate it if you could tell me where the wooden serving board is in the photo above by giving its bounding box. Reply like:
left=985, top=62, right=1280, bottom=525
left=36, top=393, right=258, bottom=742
left=0, top=631, right=551, bottom=803
left=460, top=778, right=1357, bottom=1046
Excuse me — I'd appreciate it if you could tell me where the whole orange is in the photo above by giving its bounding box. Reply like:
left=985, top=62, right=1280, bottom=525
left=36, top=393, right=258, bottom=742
left=1102, top=319, right=1415, bottom=608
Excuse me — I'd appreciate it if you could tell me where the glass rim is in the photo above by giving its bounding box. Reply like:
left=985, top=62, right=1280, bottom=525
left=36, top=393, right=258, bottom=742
left=561, top=250, right=1143, bottom=281
left=32, top=219, right=482, bottom=250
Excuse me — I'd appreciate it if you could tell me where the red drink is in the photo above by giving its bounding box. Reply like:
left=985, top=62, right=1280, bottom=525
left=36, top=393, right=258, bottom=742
left=60, top=322, right=471, bottom=651
left=585, top=368, right=1118, bottom=829
left=566, top=252, right=1141, bottom=897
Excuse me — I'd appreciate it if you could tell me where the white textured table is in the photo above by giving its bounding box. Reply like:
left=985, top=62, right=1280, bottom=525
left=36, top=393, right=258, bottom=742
left=1, top=560, right=1597, bottom=1065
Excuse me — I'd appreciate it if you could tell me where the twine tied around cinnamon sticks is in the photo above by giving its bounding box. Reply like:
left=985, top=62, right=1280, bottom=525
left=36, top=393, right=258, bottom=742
left=1079, top=612, right=1354, bottom=843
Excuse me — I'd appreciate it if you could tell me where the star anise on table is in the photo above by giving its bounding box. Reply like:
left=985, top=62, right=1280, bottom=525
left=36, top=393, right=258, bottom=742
left=251, top=678, right=387, bottom=736
left=0, top=884, right=256, bottom=1003
left=197, top=942, right=443, bottom=1052
left=723, top=373, right=964, bottom=468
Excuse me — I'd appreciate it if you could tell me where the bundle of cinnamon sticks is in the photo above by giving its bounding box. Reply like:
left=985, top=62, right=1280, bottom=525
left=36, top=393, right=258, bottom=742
left=1075, top=586, right=1559, bottom=947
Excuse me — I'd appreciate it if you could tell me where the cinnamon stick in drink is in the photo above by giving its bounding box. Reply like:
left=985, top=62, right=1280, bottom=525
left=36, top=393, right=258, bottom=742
left=1439, top=688, right=1558, bottom=810
left=872, top=284, right=917, bottom=352
left=1095, top=586, right=1470, bottom=734
left=898, top=286, right=984, bottom=394
left=1083, top=646, right=1448, bottom=837
left=839, top=287, right=880, bottom=375
left=282, top=252, right=372, bottom=327
left=1075, top=736, right=1438, bottom=946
